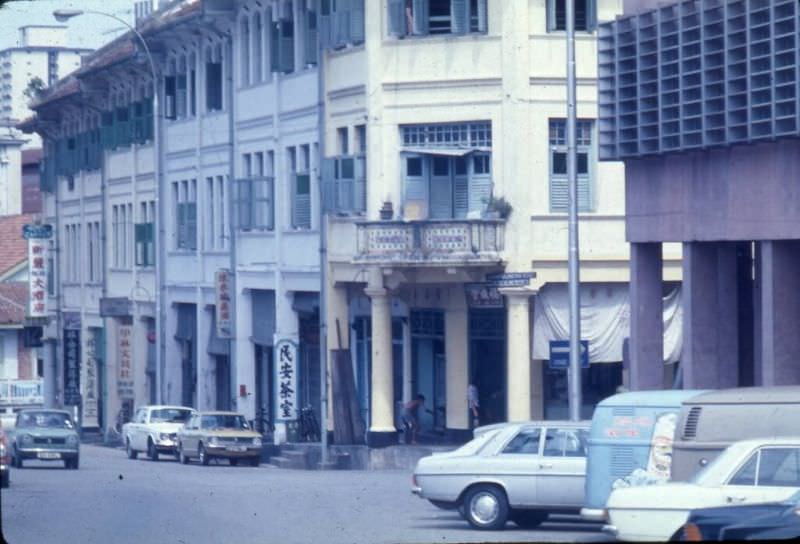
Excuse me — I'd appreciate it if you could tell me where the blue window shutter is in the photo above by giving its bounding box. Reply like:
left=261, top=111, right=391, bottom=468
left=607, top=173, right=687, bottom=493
left=337, top=156, right=354, bottom=212
left=334, top=0, right=351, bottom=47
left=270, top=21, right=281, bottom=72
left=293, top=173, right=312, bottom=228
left=186, top=202, right=197, bottom=250
left=350, top=0, right=365, bottom=44
left=305, top=9, right=318, bottom=65
left=451, top=0, right=468, bottom=35
left=476, top=0, right=487, bottom=33
left=412, top=0, right=429, bottom=35
left=549, top=176, right=568, bottom=212
left=403, top=154, right=428, bottom=219
left=388, top=0, right=406, bottom=36
left=429, top=158, right=452, bottom=219
left=587, top=0, right=597, bottom=32
left=578, top=175, right=592, bottom=212
left=354, top=154, right=366, bottom=213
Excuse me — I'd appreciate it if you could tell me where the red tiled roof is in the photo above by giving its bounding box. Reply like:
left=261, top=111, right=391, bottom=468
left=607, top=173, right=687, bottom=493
left=0, top=215, right=34, bottom=278
left=0, top=283, right=27, bottom=326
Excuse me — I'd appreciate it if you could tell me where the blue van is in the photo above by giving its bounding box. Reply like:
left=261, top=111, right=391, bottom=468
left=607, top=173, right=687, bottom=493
left=580, top=390, right=706, bottom=521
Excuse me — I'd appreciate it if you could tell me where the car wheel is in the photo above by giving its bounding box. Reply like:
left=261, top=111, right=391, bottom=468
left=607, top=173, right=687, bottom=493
left=458, top=503, right=467, bottom=520
left=464, top=485, right=509, bottom=530
left=230, top=458, right=239, bottom=466
left=198, top=443, right=209, bottom=466
left=147, top=439, right=159, bottom=462
left=429, top=500, right=458, bottom=511
left=126, top=439, right=137, bottom=460
left=0, top=471, right=8, bottom=488
left=511, top=510, right=547, bottom=529
left=249, top=456, right=260, bottom=467
left=65, top=456, right=79, bottom=470
left=178, top=443, right=190, bottom=465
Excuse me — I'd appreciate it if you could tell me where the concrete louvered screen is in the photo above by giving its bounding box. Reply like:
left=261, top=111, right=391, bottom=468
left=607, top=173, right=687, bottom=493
left=598, top=0, right=800, bottom=161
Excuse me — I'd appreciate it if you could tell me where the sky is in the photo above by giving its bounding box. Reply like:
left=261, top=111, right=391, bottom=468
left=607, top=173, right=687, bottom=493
left=0, top=0, right=136, bottom=51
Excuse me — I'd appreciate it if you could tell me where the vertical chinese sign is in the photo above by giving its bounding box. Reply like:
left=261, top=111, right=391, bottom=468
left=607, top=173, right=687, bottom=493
left=118, top=324, right=134, bottom=399
left=63, top=312, right=81, bottom=406
left=22, top=224, right=52, bottom=319
left=83, top=330, right=99, bottom=427
left=215, top=269, right=231, bottom=338
left=275, top=339, right=297, bottom=421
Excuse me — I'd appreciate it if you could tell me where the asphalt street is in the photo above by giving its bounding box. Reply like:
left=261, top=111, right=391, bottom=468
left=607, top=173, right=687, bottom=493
left=1, top=445, right=612, bottom=544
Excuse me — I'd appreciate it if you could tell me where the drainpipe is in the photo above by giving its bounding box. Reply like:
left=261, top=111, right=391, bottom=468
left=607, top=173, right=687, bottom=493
left=316, top=2, right=328, bottom=466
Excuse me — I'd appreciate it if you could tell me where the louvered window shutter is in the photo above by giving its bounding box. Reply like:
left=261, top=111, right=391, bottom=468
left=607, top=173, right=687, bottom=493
left=388, top=0, right=406, bottom=37
left=549, top=176, right=568, bottom=212
left=293, top=173, right=312, bottom=228
left=321, top=157, right=336, bottom=212
left=338, top=156, right=355, bottom=212
left=476, top=0, right=487, bottom=32
left=305, top=10, right=318, bottom=65
left=280, top=20, right=295, bottom=73
left=412, top=0, right=429, bottom=35
left=354, top=154, right=366, bottom=213
left=546, top=0, right=557, bottom=32
left=334, top=0, right=351, bottom=47
left=350, top=0, right=365, bottom=43
left=587, top=0, right=597, bottom=32
left=177, top=202, right=186, bottom=249
left=451, top=0, right=468, bottom=35
left=186, top=202, right=198, bottom=250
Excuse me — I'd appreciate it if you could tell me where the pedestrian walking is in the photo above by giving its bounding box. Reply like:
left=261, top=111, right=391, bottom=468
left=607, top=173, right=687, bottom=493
left=401, top=394, right=426, bottom=445
left=467, top=382, right=480, bottom=428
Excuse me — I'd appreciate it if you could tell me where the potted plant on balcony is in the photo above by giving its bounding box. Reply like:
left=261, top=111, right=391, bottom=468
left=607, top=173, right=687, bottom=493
left=483, top=195, right=512, bottom=220
left=379, top=200, right=394, bottom=220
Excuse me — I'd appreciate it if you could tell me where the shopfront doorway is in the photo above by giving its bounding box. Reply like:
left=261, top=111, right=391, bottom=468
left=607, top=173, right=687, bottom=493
left=469, top=309, right=506, bottom=426
left=410, top=310, right=446, bottom=434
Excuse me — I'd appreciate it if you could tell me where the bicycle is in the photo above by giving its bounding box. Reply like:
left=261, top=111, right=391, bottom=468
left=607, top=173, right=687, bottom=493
left=257, top=404, right=274, bottom=434
left=298, top=405, right=320, bottom=442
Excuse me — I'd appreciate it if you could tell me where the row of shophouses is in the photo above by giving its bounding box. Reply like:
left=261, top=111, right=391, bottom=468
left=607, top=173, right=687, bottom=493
left=20, top=0, right=684, bottom=445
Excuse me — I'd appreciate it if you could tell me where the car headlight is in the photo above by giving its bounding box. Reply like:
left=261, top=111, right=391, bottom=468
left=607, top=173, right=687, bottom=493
left=159, top=433, right=170, bottom=441
left=252, top=437, right=261, bottom=446
left=208, top=436, right=218, bottom=445
left=20, top=434, right=32, bottom=445
left=67, top=434, right=78, bottom=445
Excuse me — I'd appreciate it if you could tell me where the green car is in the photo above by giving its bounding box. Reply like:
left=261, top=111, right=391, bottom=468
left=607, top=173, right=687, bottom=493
left=10, top=409, right=80, bottom=469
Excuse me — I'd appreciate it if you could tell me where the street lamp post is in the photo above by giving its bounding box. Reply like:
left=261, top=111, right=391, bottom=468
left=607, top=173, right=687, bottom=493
left=53, top=9, right=164, bottom=405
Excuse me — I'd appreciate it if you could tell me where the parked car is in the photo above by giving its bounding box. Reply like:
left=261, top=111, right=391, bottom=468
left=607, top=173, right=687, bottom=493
left=679, top=490, right=800, bottom=541
left=581, top=389, right=706, bottom=522
left=176, top=411, right=262, bottom=466
left=122, top=405, right=194, bottom=461
left=8, top=409, right=80, bottom=469
left=0, top=425, right=10, bottom=487
left=604, top=437, right=800, bottom=541
left=672, top=386, right=800, bottom=481
left=412, top=420, right=590, bottom=530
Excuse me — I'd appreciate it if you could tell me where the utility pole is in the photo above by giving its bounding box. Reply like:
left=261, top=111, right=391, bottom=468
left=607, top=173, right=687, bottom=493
left=566, top=0, right=583, bottom=421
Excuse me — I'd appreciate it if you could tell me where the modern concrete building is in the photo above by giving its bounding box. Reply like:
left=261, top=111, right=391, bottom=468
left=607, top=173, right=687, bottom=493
left=601, top=0, right=800, bottom=391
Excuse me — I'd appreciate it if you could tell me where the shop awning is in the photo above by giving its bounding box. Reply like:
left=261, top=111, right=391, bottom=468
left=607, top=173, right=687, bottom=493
left=400, top=146, right=490, bottom=157
left=250, top=290, right=275, bottom=346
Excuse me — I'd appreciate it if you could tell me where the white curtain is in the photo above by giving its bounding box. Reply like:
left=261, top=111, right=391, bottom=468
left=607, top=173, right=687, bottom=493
left=532, top=283, right=682, bottom=364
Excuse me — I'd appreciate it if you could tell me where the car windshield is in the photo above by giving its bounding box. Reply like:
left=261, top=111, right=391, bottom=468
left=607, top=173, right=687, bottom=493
left=18, top=412, right=74, bottom=429
left=200, top=415, right=249, bottom=430
left=150, top=409, right=193, bottom=423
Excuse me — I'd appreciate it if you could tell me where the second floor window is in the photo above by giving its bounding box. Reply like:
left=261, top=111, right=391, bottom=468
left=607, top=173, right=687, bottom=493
left=173, top=179, right=197, bottom=250
left=546, top=0, right=597, bottom=32
left=135, top=200, right=156, bottom=267
left=389, top=0, right=487, bottom=38
left=206, top=45, right=223, bottom=112
left=548, top=119, right=594, bottom=213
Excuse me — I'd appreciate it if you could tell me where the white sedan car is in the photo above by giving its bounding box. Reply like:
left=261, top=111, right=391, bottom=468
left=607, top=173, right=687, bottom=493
left=605, top=438, right=800, bottom=541
left=122, top=405, right=195, bottom=461
left=412, top=420, right=590, bottom=530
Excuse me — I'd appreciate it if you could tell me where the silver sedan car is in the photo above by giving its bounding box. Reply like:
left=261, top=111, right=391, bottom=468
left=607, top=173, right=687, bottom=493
left=412, top=420, right=590, bottom=530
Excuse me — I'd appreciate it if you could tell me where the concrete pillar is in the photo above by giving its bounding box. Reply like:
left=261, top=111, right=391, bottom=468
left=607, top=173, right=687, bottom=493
left=326, top=283, right=350, bottom=431
left=165, top=304, right=181, bottom=405
left=753, top=244, right=763, bottom=386
left=759, top=240, right=800, bottom=385
left=504, top=290, right=532, bottom=421
left=530, top=360, right=544, bottom=420
left=402, top=319, right=412, bottom=404
left=365, top=270, right=397, bottom=447
left=445, top=293, right=469, bottom=440
left=196, top=307, right=213, bottom=411
left=682, top=242, right=739, bottom=389
left=235, top=289, right=255, bottom=420
left=629, top=242, right=664, bottom=390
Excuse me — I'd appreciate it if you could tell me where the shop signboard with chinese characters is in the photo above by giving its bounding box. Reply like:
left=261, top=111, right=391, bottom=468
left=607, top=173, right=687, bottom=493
left=82, top=330, right=100, bottom=427
left=63, top=313, right=81, bottom=406
left=465, top=283, right=504, bottom=308
left=215, top=269, right=231, bottom=338
left=274, top=339, right=298, bottom=421
left=23, top=224, right=52, bottom=319
left=118, top=324, right=134, bottom=399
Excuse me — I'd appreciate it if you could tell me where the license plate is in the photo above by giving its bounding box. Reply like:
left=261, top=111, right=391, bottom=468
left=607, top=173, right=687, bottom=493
left=226, top=446, right=246, bottom=452
left=38, top=452, right=61, bottom=459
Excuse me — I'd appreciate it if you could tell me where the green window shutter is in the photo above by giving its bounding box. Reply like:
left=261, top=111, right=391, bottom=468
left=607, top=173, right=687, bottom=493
left=186, top=202, right=197, bottom=250
left=350, top=0, right=365, bottom=44
left=135, top=223, right=146, bottom=266
left=143, top=98, right=154, bottom=142
left=388, top=0, right=406, bottom=37
left=451, top=0, right=468, bottom=35
left=67, top=137, right=77, bottom=175
left=280, top=20, right=295, bottom=73
left=412, top=0, right=429, bottom=35
left=305, top=10, right=318, bottom=65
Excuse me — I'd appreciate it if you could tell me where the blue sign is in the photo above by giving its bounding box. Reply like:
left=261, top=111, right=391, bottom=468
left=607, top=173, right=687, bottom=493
left=485, top=272, right=536, bottom=287
left=549, top=340, right=589, bottom=370
left=22, top=224, right=53, bottom=239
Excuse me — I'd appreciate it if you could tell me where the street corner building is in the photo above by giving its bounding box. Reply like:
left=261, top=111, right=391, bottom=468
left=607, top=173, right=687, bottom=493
left=16, top=0, right=688, bottom=446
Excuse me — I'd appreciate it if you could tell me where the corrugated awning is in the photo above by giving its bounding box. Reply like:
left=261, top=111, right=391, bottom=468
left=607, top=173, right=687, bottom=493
left=400, top=146, right=490, bottom=156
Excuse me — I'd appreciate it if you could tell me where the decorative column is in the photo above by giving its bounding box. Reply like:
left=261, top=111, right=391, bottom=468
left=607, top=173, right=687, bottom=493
left=503, top=289, right=533, bottom=422
left=445, top=291, right=469, bottom=440
left=365, top=270, right=397, bottom=447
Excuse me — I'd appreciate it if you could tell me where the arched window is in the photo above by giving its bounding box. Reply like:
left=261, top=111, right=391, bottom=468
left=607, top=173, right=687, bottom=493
left=240, top=16, right=250, bottom=85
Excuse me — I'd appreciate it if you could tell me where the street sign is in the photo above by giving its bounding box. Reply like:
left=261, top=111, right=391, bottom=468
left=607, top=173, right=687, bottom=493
left=22, top=224, right=53, bottom=239
left=549, top=340, right=589, bottom=370
left=485, top=271, right=536, bottom=287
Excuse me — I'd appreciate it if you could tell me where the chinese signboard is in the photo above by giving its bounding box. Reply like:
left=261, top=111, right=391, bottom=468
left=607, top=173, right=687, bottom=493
left=215, top=269, right=231, bottom=338
left=118, top=324, right=134, bottom=399
left=63, top=327, right=81, bottom=406
left=24, top=224, right=51, bottom=319
left=465, top=283, right=504, bottom=308
left=99, top=297, right=132, bottom=317
left=275, top=339, right=297, bottom=421
left=83, top=330, right=100, bottom=427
